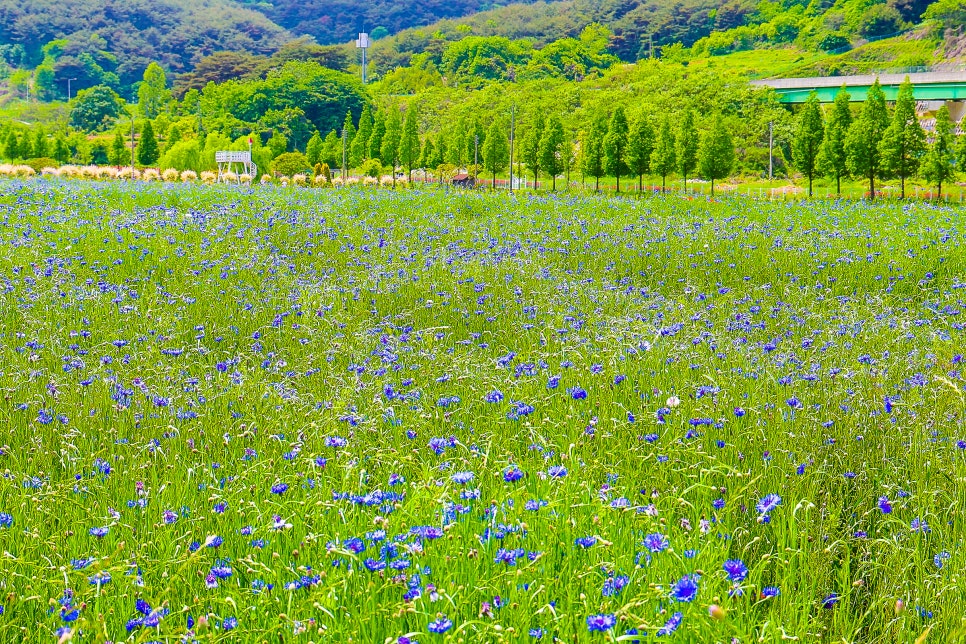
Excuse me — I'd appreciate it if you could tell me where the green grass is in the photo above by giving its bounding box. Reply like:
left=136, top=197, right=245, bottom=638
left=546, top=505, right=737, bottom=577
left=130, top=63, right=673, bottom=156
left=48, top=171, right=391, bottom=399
left=1, top=179, right=966, bottom=642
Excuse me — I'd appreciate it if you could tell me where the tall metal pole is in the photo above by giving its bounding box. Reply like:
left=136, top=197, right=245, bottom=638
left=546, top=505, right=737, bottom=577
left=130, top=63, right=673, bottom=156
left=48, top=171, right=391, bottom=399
left=768, top=121, right=775, bottom=181
left=509, top=105, right=515, bottom=193
left=342, top=128, right=348, bottom=180
left=474, top=135, right=478, bottom=183
left=130, top=111, right=135, bottom=175
left=64, top=78, right=77, bottom=134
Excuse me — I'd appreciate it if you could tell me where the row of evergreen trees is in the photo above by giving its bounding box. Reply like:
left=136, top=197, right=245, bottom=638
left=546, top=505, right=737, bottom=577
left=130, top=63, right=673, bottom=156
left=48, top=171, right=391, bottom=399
left=792, top=78, right=963, bottom=199
left=308, top=103, right=739, bottom=193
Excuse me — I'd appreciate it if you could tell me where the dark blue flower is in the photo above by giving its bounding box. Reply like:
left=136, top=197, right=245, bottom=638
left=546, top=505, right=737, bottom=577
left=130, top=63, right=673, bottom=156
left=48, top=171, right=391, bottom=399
left=586, top=613, right=616, bottom=632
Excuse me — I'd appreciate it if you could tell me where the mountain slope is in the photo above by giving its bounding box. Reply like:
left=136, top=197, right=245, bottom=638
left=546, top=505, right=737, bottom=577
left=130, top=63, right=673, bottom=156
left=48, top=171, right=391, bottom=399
left=235, top=0, right=549, bottom=46
left=0, top=0, right=289, bottom=95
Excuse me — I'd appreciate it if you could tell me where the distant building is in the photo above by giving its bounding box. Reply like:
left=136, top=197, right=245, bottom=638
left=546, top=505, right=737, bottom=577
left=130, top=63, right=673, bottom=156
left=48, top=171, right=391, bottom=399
left=452, top=174, right=476, bottom=188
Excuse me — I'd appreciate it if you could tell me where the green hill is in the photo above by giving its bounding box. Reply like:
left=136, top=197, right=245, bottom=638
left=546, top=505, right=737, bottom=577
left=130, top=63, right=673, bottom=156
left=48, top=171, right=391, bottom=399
left=0, top=0, right=290, bottom=99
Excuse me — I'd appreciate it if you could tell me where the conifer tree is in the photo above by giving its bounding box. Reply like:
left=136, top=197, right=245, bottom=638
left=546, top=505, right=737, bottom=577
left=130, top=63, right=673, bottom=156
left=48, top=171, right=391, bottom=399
left=522, top=115, right=544, bottom=189
left=676, top=109, right=698, bottom=192
left=53, top=134, right=70, bottom=163
left=582, top=113, right=607, bottom=192
left=698, top=113, right=735, bottom=196
left=419, top=137, right=435, bottom=180
left=369, top=111, right=385, bottom=162
left=820, top=85, right=852, bottom=196
left=306, top=131, right=324, bottom=167
left=351, top=105, right=373, bottom=167
left=111, top=131, right=128, bottom=166
left=651, top=115, right=676, bottom=192
left=322, top=130, right=341, bottom=168
left=481, top=119, right=509, bottom=189
left=627, top=114, right=654, bottom=193
left=163, top=123, right=182, bottom=154
left=604, top=106, right=629, bottom=192
left=136, top=120, right=160, bottom=166
left=400, top=106, right=421, bottom=181
left=32, top=127, right=49, bottom=158
left=539, top=115, right=565, bottom=191
left=792, top=92, right=824, bottom=197
left=3, top=129, right=19, bottom=160
left=922, top=104, right=957, bottom=197
left=880, top=77, right=925, bottom=199
left=846, top=79, right=889, bottom=200
left=341, top=112, right=356, bottom=172
left=381, top=108, right=402, bottom=182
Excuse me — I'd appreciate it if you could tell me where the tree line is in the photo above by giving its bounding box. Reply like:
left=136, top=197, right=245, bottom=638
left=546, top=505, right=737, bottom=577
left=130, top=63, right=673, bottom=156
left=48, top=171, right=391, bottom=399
left=792, top=77, right=963, bottom=199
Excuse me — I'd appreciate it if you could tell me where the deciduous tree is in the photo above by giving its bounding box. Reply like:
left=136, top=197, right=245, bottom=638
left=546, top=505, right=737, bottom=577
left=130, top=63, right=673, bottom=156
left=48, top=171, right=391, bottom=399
left=604, top=106, right=629, bottom=192
left=792, top=91, right=824, bottom=196
left=879, top=77, right=925, bottom=199
left=698, top=113, right=735, bottom=196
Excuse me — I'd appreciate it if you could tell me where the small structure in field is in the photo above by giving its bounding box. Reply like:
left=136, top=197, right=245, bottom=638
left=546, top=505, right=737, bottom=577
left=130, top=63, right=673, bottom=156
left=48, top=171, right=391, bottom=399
left=452, top=174, right=476, bottom=188
left=215, top=151, right=257, bottom=184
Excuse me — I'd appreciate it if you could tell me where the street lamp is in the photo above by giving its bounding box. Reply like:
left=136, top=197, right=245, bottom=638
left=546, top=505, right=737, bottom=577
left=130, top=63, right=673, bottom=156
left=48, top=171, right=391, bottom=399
left=356, top=33, right=370, bottom=85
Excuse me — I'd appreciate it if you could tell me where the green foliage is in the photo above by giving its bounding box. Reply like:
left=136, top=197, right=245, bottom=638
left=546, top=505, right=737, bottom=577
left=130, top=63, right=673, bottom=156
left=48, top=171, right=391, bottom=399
left=792, top=92, right=824, bottom=196
left=879, top=78, right=924, bottom=199
left=268, top=132, right=288, bottom=159
left=677, top=110, right=699, bottom=187
left=53, top=134, right=70, bottom=163
left=604, top=106, right=630, bottom=191
left=627, top=114, right=654, bottom=191
left=381, top=109, right=402, bottom=171
left=440, top=36, right=532, bottom=86
left=70, top=85, right=123, bottom=133
left=306, top=132, right=324, bottom=167
left=522, top=115, right=544, bottom=186
left=921, top=104, right=956, bottom=195
left=322, top=130, right=342, bottom=168
left=360, top=158, right=384, bottom=178
left=158, top=140, right=201, bottom=172
left=846, top=79, right=889, bottom=199
left=581, top=112, right=607, bottom=191
left=651, top=115, right=677, bottom=190
left=31, top=127, right=49, bottom=159
left=139, top=63, right=171, bottom=119
left=136, top=120, right=160, bottom=166
left=698, top=113, right=735, bottom=194
left=272, top=151, right=311, bottom=177
left=857, top=5, right=904, bottom=39
left=539, top=115, right=566, bottom=190
left=0, top=0, right=287, bottom=92
left=22, top=156, right=59, bottom=172
left=220, top=62, right=369, bottom=143
left=369, top=112, right=386, bottom=163
left=481, top=118, right=509, bottom=186
left=351, top=106, right=374, bottom=167
left=820, top=86, right=852, bottom=194
left=163, top=124, right=183, bottom=154
left=400, top=106, right=421, bottom=180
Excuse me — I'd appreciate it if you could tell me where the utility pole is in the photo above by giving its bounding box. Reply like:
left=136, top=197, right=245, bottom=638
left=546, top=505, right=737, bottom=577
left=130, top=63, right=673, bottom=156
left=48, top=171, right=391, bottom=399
left=768, top=121, right=775, bottom=181
left=474, top=135, right=478, bottom=183
left=509, top=105, right=515, bottom=193
left=341, top=127, right=348, bottom=180
left=130, top=109, right=136, bottom=176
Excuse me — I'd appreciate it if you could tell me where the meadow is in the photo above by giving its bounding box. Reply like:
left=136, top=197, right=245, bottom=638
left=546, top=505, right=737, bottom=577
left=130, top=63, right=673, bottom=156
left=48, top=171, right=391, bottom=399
left=1, top=180, right=965, bottom=643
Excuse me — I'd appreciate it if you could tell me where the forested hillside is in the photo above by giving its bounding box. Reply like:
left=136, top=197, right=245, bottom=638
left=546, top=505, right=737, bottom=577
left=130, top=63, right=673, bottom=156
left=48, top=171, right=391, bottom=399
left=238, top=0, right=547, bottom=47
left=0, top=0, right=289, bottom=100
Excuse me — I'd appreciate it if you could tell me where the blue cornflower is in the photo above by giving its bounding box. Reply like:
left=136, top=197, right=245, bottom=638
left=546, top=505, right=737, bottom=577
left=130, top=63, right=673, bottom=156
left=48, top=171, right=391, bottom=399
left=484, top=390, right=504, bottom=403
left=0, top=513, right=12, bottom=528
left=878, top=496, right=892, bottom=514
left=223, top=616, right=238, bottom=630
left=670, top=574, right=700, bottom=602
left=271, top=483, right=288, bottom=495
left=568, top=387, right=587, bottom=400
left=89, top=526, right=109, bottom=538
left=547, top=465, right=568, bottom=478
left=586, top=613, right=616, bottom=632
left=761, top=586, right=780, bottom=598
left=451, top=471, right=475, bottom=485
left=756, top=494, right=781, bottom=515
left=643, top=533, right=669, bottom=553
left=529, top=628, right=545, bottom=639
left=427, top=616, right=453, bottom=634
left=723, top=559, right=748, bottom=583
left=822, top=593, right=839, bottom=609
left=602, top=575, right=629, bottom=597
left=503, top=466, right=524, bottom=482
left=574, top=536, right=596, bottom=548
left=656, top=612, right=683, bottom=636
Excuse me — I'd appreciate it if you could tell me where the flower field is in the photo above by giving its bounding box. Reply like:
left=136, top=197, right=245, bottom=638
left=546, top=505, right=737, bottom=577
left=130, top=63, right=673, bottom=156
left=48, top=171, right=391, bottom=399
left=2, top=180, right=966, bottom=642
